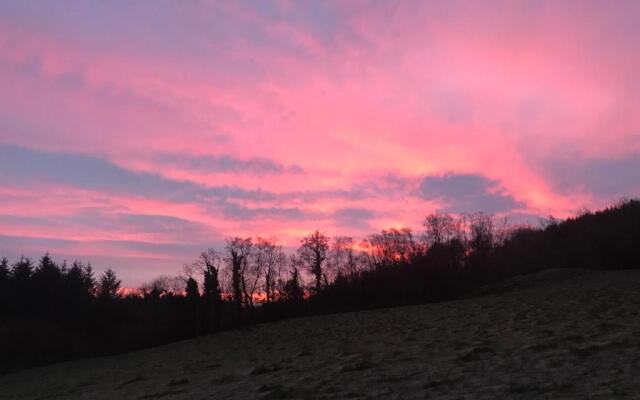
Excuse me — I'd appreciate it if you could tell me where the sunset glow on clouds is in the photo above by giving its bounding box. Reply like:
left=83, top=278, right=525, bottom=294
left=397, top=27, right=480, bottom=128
left=1, top=1, right=639, bottom=284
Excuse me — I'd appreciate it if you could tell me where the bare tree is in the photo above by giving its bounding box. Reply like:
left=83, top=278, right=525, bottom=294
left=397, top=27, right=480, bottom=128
left=225, top=237, right=253, bottom=309
left=297, top=230, right=329, bottom=294
left=240, top=239, right=266, bottom=309
left=254, top=237, right=286, bottom=303
left=139, top=275, right=183, bottom=298
left=494, top=216, right=511, bottom=247
left=423, top=211, right=455, bottom=246
left=469, top=212, right=494, bottom=253
left=183, top=262, right=198, bottom=281
left=465, top=212, right=495, bottom=283
left=329, top=236, right=359, bottom=281
left=453, top=213, right=469, bottom=246
left=361, top=227, right=416, bottom=268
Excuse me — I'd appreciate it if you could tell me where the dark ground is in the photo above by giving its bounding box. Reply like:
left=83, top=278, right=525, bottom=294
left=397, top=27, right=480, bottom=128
left=2, top=268, right=640, bottom=399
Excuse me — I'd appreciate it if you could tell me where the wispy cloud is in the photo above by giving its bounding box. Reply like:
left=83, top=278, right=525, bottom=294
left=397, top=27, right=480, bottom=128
left=154, top=153, right=304, bottom=175
left=1, top=1, right=639, bottom=283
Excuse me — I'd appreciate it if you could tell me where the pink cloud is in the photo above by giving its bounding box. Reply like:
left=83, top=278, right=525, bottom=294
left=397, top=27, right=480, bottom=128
left=1, top=1, right=639, bottom=284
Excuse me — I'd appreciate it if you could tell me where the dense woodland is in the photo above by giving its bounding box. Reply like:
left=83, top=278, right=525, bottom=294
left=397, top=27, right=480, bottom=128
left=1, top=199, right=639, bottom=371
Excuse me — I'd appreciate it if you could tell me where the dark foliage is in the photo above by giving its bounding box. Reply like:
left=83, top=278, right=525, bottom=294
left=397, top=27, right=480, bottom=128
left=1, top=199, right=638, bottom=372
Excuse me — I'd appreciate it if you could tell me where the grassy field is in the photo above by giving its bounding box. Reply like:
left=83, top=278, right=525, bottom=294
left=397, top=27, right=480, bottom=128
left=2, top=268, right=640, bottom=399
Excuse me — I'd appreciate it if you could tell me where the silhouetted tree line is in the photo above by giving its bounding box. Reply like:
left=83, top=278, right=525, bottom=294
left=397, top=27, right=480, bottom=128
left=1, top=199, right=639, bottom=371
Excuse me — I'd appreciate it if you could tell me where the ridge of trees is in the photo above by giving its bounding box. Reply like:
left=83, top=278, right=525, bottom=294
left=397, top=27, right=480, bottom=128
left=1, top=199, right=639, bottom=371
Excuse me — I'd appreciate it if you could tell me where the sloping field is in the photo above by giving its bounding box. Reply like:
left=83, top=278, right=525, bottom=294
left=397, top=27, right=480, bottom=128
left=2, top=269, right=640, bottom=399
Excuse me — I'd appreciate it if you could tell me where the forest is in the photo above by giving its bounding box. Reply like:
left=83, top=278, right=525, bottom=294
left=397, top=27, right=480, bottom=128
left=1, top=199, right=639, bottom=371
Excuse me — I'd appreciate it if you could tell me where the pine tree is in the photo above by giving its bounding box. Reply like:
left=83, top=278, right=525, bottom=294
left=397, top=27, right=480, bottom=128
left=97, top=269, right=121, bottom=299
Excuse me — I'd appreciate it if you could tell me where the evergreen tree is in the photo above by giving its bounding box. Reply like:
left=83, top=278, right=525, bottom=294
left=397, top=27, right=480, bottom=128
left=11, top=256, right=33, bottom=281
left=185, top=276, right=200, bottom=335
left=0, top=257, right=9, bottom=280
left=203, top=262, right=221, bottom=331
left=185, top=277, right=199, bottom=302
left=282, top=267, right=304, bottom=303
left=97, top=268, right=121, bottom=299
left=66, top=260, right=95, bottom=299
left=0, top=257, right=9, bottom=316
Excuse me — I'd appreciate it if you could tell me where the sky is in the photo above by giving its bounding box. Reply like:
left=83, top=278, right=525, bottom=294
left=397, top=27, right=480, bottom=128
left=1, top=1, right=639, bottom=285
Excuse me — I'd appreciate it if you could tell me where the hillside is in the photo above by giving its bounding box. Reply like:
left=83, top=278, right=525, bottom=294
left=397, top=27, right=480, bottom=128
left=2, top=268, right=640, bottom=399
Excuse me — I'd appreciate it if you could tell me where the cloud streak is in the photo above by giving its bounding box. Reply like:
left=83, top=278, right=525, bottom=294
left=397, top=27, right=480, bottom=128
left=1, top=1, right=639, bottom=284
